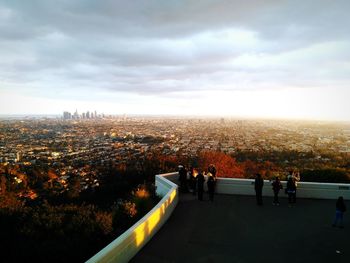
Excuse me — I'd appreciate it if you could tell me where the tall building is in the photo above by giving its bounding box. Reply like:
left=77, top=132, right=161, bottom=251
left=73, top=109, right=79, bottom=119
left=63, top=111, right=72, bottom=119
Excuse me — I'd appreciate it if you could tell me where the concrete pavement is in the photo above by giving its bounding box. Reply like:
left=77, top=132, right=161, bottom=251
left=132, top=193, right=349, bottom=263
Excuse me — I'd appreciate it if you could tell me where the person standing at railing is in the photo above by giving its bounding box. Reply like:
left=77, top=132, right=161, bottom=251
left=207, top=174, right=215, bottom=202
left=209, top=164, right=217, bottom=179
left=178, top=165, right=188, bottom=193
left=254, top=173, right=264, bottom=205
left=287, top=171, right=300, bottom=199
left=293, top=171, right=300, bottom=201
left=293, top=171, right=300, bottom=186
left=272, top=177, right=283, bottom=206
left=332, top=196, right=346, bottom=228
left=208, top=164, right=217, bottom=188
left=197, top=171, right=205, bottom=201
left=189, top=167, right=197, bottom=195
left=286, top=177, right=296, bottom=206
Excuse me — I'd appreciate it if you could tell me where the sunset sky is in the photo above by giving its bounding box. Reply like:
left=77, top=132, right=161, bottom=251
left=0, top=0, right=349, bottom=120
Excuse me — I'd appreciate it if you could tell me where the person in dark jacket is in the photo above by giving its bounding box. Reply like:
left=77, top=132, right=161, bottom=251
left=207, top=175, right=215, bottom=202
left=272, top=177, right=283, bottom=205
left=209, top=164, right=217, bottom=179
left=333, top=196, right=346, bottom=228
left=197, top=171, right=205, bottom=201
left=254, top=173, right=264, bottom=205
left=286, top=177, right=296, bottom=205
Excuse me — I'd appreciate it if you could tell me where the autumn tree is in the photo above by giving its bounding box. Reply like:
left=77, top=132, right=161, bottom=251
left=198, top=151, right=244, bottom=178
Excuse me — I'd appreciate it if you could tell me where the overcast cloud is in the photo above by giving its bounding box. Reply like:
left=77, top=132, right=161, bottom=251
left=0, top=0, right=349, bottom=120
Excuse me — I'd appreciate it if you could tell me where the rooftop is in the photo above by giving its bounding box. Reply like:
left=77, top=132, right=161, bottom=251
left=132, top=193, right=349, bottom=263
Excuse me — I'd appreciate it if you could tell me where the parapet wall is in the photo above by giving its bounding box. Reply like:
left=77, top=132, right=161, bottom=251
left=216, top=178, right=350, bottom=199
left=86, top=172, right=178, bottom=263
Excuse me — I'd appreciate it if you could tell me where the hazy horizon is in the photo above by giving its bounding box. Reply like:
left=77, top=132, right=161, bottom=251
left=1, top=1, right=349, bottom=121
left=1, top=113, right=350, bottom=124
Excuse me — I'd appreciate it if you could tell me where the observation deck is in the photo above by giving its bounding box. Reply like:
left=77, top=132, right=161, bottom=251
left=87, top=173, right=350, bottom=263
left=132, top=194, right=349, bottom=263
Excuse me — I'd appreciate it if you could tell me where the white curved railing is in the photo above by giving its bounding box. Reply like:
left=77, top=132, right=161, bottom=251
left=86, top=172, right=178, bottom=263
left=215, top=178, right=350, bottom=199
left=86, top=173, right=349, bottom=263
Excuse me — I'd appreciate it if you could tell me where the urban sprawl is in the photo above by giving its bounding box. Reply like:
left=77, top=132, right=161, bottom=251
left=1, top=114, right=349, bottom=199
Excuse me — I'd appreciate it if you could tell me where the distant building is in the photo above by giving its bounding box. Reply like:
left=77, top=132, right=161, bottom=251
left=63, top=111, right=72, bottom=120
left=73, top=109, right=79, bottom=119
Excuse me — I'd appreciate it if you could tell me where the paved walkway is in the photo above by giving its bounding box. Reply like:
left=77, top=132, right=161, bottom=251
left=132, top=194, right=349, bottom=263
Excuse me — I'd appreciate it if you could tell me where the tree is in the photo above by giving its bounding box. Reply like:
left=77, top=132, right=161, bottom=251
left=0, top=175, right=6, bottom=195
left=198, top=151, right=244, bottom=178
left=66, top=176, right=81, bottom=199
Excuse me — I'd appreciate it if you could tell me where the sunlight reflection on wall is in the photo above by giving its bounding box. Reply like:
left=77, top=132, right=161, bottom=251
left=86, top=172, right=179, bottom=263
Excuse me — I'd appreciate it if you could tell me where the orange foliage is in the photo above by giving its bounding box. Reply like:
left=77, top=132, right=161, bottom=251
left=198, top=151, right=244, bottom=178
left=48, top=169, right=58, bottom=180
left=133, top=185, right=150, bottom=199
left=243, top=160, right=280, bottom=179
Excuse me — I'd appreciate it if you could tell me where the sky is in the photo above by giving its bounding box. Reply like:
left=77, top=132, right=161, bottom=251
left=0, top=0, right=349, bottom=121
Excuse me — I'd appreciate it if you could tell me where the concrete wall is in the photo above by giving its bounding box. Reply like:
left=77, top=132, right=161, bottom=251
left=216, top=178, right=350, bottom=199
left=85, top=173, right=178, bottom=263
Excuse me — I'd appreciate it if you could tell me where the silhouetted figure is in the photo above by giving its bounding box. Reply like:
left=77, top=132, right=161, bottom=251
left=178, top=165, right=188, bottom=193
left=254, top=173, right=264, bottom=205
left=197, top=171, right=205, bottom=201
left=189, top=167, right=197, bottom=195
left=209, top=164, right=217, bottom=179
left=333, top=196, right=346, bottom=228
left=288, top=170, right=300, bottom=200
left=208, top=164, right=217, bottom=193
left=207, top=175, right=215, bottom=202
left=272, top=177, right=283, bottom=205
left=286, top=177, right=296, bottom=205
left=293, top=171, right=300, bottom=200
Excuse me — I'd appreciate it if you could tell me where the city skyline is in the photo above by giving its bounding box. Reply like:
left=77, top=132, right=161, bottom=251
left=0, top=1, right=350, bottom=121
